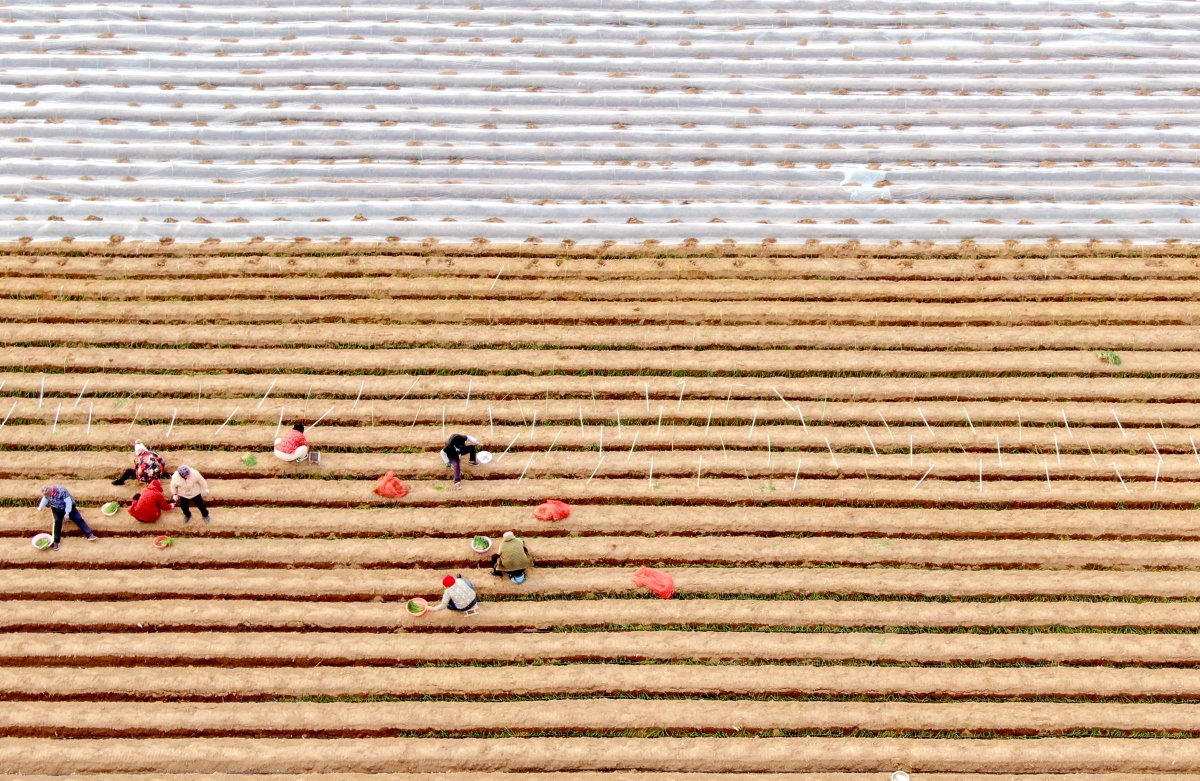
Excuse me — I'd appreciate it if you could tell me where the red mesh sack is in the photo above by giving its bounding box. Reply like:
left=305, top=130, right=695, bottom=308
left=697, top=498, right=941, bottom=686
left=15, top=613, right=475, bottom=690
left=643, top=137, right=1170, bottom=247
left=533, top=499, right=571, bottom=521
left=373, top=471, right=409, bottom=499
left=632, top=566, right=675, bottom=599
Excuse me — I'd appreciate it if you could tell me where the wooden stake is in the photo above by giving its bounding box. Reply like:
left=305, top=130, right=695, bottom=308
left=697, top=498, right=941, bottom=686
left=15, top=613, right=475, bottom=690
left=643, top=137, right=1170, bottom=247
left=705, top=405, right=713, bottom=435
left=37, top=375, right=43, bottom=408
left=309, top=406, right=335, bottom=430
left=909, top=435, right=914, bottom=466
left=1112, top=462, right=1130, bottom=493
left=644, top=383, right=650, bottom=411
left=627, top=430, right=639, bottom=460
left=913, top=463, right=935, bottom=490
left=677, top=380, right=686, bottom=411
left=825, top=437, right=839, bottom=470
left=772, top=387, right=795, bottom=412
left=798, top=408, right=808, bottom=436
left=1062, top=409, right=1073, bottom=438
left=587, top=455, right=605, bottom=486
left=599, top=425, right=604, bottom=456
left=918, top=407, right=935, bottom=438
left=274, top=407, right=284, bottom=440
left=748, top=409, right=757, bottom=440
left=490, top=265, right=504, bottom=291
left=648, top=455, right=654, bottom=488
left=1054, top=433, right=1061, bottom=465
left=1086, top=436, right=1098, bottom=466
left=579, top=405, right=585, bottom=436
left=167, top=408, right=177, bottom=439
left=530, top=409, right=536, bottom=441
left=617, top=409, right=622, bottom=438
left=517, top=453, right=534, bottom=483
left=964, top=407, right=975, bottom=435
left=1148, top=433, right=1163, bottom=462
left=767, top=434, right=771, bottom=467
left=1044, top=457, right=1052, bottom=490
left=656, top=405, right=663, bottom=436
left=696, top=455, right=702, bottom=487
left=409, top=407, right=422, bottom=431
left=126, top=404, right=140, bottom=435
left=489, top=405, right=494, bottom=437
left=1155, top=459, right=1162, bottom=492
left=257, top=379, right=277, bottom=409
left=464, top=379, right=472, bottom=408
left=719, top=433, right=727, bottom=464
left=86, top=402, right=92, bottom=435
left=1112, top=408, right=1128, bottom=439
left=51, top=402, right=60, bottom=435
left=1192, top=436, right=1200, bottom=466
left=996, top=435, right=1003, bottom=467
left=979, top=459, right=983, bottom=492
left=73, top=379, right=89, bottom=410
left=878, top=411, right=894, bottom=442
left=863, top=426, right=878, bottom=457
left=546, top=428, right=563, bottom=454
left=497, top=432, right=520, bottom=462
left=214, top=406, right=239, bottom=435
left=351, top=381, right=365, bottom=411
left=792, top=457, right=802, bottom=491
left=398, top=378, right=419, bottom=402
left=952, top=430, right=967, bottom=455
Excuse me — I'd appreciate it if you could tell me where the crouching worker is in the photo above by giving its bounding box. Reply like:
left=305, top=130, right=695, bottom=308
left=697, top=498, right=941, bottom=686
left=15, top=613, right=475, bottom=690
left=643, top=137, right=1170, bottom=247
left=274, top=423, right=320, bottom=465
left=440, top=433, right=480, bottom=490
left=170, top=465, right=212, bottom=524
left=128, top=479, right=175, bottom=523
left=426, top=574, right=478, bottom=615
left=491, top=531, right=533, bottom=584
left=35, top=485, right=98, bottom=551
left=112, top=440, right=166, bottom=486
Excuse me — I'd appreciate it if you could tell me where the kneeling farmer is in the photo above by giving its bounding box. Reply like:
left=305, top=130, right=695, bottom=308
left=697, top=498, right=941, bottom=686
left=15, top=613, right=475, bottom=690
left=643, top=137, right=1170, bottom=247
left=426, top=574, right=478, bottom=614
left=128, top=479, right=175, bottom=523
left=275, top=423, right=319, bottom=465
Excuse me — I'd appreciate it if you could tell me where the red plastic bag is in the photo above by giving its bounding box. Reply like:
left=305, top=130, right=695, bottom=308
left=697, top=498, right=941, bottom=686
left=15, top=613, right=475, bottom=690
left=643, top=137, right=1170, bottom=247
left=373, top=471, right=409, bottom=499
left=632, top=566, right=674, bottom=599
left=533, top=499, right=571, bottom=521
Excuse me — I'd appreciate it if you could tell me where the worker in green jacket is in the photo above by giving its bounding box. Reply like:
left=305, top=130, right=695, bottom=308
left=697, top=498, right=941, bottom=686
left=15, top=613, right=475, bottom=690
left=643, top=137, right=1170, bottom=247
left=490, top=531, right=533, bottom=584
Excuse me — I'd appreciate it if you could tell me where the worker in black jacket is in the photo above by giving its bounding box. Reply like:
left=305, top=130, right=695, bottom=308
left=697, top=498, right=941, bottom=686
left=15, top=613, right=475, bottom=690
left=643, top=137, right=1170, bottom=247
left=440, top=433, right=481, bottom=489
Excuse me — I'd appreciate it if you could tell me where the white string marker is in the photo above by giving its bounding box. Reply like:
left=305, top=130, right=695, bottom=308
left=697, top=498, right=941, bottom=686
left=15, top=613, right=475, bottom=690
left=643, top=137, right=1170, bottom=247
left=825, top=437, right=839, bottom=470
left=798, top=407, right=808, bottom=436
left=627, top=430, right=639, bottom=461
left=497, top=433, right=520, bottom=462
left=964, top=407, right=975, bottom=435
left=656, top=406, right=663, bottom=436
left=214, top=406, right=240, bottom=436
left=1085, top=436, right=1097, bottom=466
left=587, top=455, right=605, bottom=486
left=1062, top=409, right=1073, bottom=438
left=1112, top=462, right=1130, bottom=493
left=878, top=411, right=895, bottom=443
left=51, top=402, right=61, bottom=435
left=309, top=406, right=335, bottom=430
left=863, top=426, right=878, bottom=457
left=748, top=409, right=757, bottom=440
left=38, top=375, right=44, bottom=408
left=464, top=379, right=472, bottom=408
left=913, top=464, right=935, bottom=490
left=1044, top=457, right=1052, bottom=490
left=996, top=435, right=1003, bottom=468
left=73, top=379, right=89, bottom=410
left=677, top=381, right=686, bottom=411
left=696, top=455, right=703, bottom=487
left=516, top=453, right=534, bottom=483
left=579, top=405, right=585, bottom=436
left=167, top=408, right=178, bottom=439
left=772, top=387, right=795, bottom=412
left=0, top=400, right=16, bottom=431
left=918, top=407, right=935, bottom=438
left=257, top=378, right=277, bottom=409
left=719, top=433, right=727, bottom=464
left=1192, top=436, right=1200, bottom=466
left=546, top=428, right=563, bottom=454
left=648, top=456, right=654, bottom=488
left=1054, top=433, right=1061, bottom=465
left=86, top=402, right=93, bottom=436
left=705, top=405, right=713, bottom=435
left=979, top=459, right=983, bottom=492
left=489, top=405, right=494, bottom=437
left=409, top=407, right=422, bottom=432
left=1112, top=408, right=1128, bottom=439
left=1154, top=459, right=1162, bottom=492
left=792, top=457, right=802, bottom=491
left=530, top=409, right=537, bottom=441
left=490, top=265, right=504, bottom=291
left=398, top=378, right=419, bottom=402
left=1148, top=433, right=1163, bottom=463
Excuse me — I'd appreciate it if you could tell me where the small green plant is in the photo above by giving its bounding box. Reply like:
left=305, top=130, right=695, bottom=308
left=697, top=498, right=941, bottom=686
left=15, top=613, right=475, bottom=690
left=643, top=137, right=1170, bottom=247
left=241, top=454, right=258, bottom=466
left=1098, top=350, right=1122, bottom=365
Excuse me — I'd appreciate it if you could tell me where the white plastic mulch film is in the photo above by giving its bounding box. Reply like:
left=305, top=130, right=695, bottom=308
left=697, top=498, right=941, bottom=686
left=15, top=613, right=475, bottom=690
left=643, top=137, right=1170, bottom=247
left=0, top=0, right=1197, bottom=247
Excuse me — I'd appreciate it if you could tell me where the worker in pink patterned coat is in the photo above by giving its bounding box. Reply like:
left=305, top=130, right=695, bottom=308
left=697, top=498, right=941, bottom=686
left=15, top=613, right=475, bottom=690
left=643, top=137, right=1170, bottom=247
left=274, top=423, right=320, bottom=466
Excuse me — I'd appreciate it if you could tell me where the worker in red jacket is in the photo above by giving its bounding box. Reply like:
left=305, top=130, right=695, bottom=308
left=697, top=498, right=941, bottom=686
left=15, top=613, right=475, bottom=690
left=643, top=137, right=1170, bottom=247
left=274, top=423, right=320, bottom=465
left=127, top=479, right=176, bottom=523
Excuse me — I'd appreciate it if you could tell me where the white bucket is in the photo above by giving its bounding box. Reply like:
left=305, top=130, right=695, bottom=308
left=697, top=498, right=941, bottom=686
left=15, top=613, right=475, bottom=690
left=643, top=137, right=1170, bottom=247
left=476, top=450, right=493, bottom=464
left=31, top=533, right=53, bottom=550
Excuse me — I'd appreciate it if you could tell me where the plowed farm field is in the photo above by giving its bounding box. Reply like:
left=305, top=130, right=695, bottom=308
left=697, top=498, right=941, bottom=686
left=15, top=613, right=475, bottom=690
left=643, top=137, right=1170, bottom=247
left=4, top=244, right=1200, bottom=778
